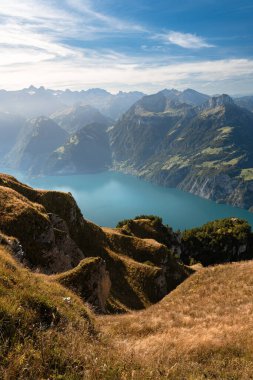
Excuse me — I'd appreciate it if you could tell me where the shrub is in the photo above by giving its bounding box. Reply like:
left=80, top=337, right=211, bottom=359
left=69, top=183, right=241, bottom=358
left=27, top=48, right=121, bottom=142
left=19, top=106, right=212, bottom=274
left=181, top=218, right=253, bottom=266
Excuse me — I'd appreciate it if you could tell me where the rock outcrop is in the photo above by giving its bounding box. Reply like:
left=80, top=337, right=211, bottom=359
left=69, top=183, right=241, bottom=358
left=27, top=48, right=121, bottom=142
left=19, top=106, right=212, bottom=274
left=53, top=257, right=111, bottom=313
left=0, top=185, right=85, bottom=273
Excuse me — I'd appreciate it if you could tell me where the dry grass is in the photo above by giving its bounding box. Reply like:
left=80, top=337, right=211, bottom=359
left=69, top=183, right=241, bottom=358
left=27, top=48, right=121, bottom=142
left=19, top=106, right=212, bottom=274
left=0, top=245, right=96, bottom=379
left=2, top=241, right=253, bottom=378
left=98, top=261, right=253, bottom=379
left=0, top=245, right=155, bottom=379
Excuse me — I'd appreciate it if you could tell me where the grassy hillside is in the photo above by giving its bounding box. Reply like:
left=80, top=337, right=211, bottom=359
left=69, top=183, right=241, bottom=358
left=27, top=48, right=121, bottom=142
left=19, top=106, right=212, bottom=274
left=0, top=245, right=95, bottom=379
left=3, top=234, right=253, bottom=379
left=99, top=260, right=253, bottom=379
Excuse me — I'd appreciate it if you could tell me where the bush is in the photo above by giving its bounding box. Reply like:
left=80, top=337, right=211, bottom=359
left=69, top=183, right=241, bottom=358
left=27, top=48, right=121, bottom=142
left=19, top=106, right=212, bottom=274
left=116, top=215, right=163, bottom=228
left=181, top=218, right=253, bottom=266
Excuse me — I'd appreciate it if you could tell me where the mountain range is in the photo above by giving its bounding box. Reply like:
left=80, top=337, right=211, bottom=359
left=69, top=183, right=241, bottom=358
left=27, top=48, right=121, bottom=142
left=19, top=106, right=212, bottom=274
left=1, top=87, right=253, bottom=211
left=0, top=86, right=144, bottom=120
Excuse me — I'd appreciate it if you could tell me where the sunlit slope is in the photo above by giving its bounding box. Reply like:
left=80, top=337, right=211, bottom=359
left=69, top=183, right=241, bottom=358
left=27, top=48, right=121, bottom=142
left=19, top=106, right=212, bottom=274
left=100, top=260, right=253, bottom=379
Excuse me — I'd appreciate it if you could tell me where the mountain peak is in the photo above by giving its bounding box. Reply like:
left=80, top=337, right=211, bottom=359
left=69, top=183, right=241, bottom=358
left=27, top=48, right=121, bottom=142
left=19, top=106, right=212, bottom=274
left=159, top=88, right=209, bottom=106
left=208, top=94, right=234, bottom=108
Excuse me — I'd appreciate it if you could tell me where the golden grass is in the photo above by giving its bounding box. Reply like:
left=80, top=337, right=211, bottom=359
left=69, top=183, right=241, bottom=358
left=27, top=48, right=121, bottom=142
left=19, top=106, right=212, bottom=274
left=98, top=261, right=253, bottom=379
left=0, top=245, right=97, bottom=379
left=0, top=246, right=155, bottom=379
left=2, top=241, right=253, bottom=378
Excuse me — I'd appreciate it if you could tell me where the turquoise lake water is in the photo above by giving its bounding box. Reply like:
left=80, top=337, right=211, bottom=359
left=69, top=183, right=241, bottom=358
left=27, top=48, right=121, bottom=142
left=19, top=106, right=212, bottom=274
left=2, top=169, right=253, bottom=230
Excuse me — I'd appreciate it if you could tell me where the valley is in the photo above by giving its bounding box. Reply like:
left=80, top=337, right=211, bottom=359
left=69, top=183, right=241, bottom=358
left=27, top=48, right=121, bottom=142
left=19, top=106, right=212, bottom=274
left=1, top=87, right=253, bottom=214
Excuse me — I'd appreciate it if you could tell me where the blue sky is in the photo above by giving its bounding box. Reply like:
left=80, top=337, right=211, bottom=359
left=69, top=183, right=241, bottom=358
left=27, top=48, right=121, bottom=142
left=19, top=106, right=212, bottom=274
left=0, top=0, right=253, bottom=94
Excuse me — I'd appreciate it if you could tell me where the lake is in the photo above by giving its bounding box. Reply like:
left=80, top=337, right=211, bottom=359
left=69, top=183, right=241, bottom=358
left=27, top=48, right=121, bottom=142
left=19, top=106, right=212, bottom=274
left=2, top=169, right=253, bottom=230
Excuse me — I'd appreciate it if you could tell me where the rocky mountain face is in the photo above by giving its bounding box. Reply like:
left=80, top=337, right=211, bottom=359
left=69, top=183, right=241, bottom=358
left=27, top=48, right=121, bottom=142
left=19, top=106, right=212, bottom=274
left=54, top=88, right=144, bottom=120
left=43, top=122, right=112, bottom=174
left=4, top=117, right=68, bottom=174
left=110, top=92, right=253, bottom=211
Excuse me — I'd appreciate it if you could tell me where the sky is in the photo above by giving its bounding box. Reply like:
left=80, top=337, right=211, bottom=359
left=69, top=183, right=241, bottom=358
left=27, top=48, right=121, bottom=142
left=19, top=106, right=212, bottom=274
left=0, top=0, right=253, bottom=95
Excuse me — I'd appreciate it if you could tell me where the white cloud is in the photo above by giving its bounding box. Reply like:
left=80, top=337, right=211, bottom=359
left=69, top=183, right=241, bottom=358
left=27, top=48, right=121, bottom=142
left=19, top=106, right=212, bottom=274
left=1, top=53, right=253, bottom=95
left=155, top=31, right=214, bottom=49
left=0, top=1, right=251, bottom=95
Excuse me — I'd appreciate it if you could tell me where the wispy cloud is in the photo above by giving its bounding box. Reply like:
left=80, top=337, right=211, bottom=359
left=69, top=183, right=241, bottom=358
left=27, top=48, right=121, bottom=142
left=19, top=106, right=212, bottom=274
left=65, top=0, right=146, bottom=33
left=0, top=1, right=252, bottom=95
left=1, top=53, right=253, bottom=95
left=154, top=31, right=214, bottom=49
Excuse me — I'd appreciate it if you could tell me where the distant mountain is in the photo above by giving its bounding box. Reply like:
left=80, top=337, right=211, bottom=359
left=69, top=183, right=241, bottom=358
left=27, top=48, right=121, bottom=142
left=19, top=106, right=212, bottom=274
left=0, top=113, right=25, bottom=159
left=43, top=123, right=112, bottom=175
left=0, top=86, right=145, bottom=120
left=102, top=91, right=145, bottom=119
left=0, top=86, right=65, bottom=118
left=110, top=92, right=253, bottom=211
left=5, top=117, right=68, bottom=173
left=51, top=105, right=112, bottom=134
left=234, top=95, right=253, bottom=112
left=53, top=89, right=145, bottom=120
left=160, top=88, right=210, bottom=106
